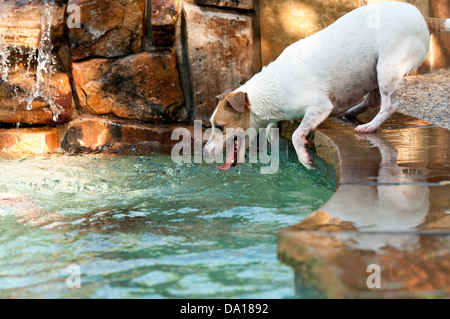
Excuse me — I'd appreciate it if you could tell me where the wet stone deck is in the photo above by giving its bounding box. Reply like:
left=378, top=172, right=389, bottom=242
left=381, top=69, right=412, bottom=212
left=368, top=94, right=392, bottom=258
left=278, top=110, right=450, bottom=299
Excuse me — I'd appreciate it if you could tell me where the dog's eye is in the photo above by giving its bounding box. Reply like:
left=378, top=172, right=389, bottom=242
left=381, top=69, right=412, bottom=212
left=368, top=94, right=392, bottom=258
left=215, top=125, right=224, bottom=131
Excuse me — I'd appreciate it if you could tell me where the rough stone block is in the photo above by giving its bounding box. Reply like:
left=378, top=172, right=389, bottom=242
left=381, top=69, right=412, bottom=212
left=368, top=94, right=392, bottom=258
left=0, top=66, right=75, bottom=125
left=61, top=116, right=203, bottom=155
left=183, top=3, right=254, bottom=122
left=190, top=0, right=254, bottom=10
left=151, top=0, right=180, bottom=47
left=429, top=0, right=450, bottom=70
left=72, top=50, right=186, bottom=123
left=67, top=0, right=145, bottom=61
left=0, top=127, right=59, bottom=157
left=0, top=0, right=66, bottom=49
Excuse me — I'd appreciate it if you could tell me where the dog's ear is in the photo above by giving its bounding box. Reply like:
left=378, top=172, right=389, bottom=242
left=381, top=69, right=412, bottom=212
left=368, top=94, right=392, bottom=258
left=215, top=90, right=232, bottom=104
left=226, top=92, right=249, bottom=113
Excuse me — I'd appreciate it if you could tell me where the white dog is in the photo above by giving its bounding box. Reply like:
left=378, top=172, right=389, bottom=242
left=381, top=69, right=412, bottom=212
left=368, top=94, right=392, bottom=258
left=203, top=1, right=450, bottom=169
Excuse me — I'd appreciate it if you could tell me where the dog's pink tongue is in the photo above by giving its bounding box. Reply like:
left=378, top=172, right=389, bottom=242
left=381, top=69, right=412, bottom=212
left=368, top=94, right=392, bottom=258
left=216, top=162, right=233, bottom=171
left=216, top=141, right=237, bottom=171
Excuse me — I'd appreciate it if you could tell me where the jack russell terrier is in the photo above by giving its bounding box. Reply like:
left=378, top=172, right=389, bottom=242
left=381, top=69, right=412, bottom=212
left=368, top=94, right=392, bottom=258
left=203, top=1, right=450, bottom=170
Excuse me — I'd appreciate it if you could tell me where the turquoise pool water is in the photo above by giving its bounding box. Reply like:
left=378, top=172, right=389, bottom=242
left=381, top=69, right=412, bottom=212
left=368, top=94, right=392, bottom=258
left=0, top=151, right=335, bottom=298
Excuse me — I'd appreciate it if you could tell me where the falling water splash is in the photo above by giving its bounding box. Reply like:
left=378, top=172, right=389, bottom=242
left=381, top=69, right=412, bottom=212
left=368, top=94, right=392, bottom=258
left=0, top=0, right=61, bottom=122
left=27, top=0, right=60, bottom=121
left=0, top=40, right=11, bottom=82
left=0, top=2, right=12, bottom=82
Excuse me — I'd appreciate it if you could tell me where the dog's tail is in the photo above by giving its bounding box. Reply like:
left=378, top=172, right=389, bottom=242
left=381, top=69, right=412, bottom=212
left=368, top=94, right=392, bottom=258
left=426, top=18, right=450, bottom=33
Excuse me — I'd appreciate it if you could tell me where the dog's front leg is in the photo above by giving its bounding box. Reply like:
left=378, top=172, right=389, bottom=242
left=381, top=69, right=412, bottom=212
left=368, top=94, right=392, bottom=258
left=292, top=102, right=333, bottom=169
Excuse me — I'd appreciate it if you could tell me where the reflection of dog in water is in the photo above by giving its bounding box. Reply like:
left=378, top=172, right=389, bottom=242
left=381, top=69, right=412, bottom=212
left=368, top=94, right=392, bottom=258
left=322, top=133, right=430, bottom=250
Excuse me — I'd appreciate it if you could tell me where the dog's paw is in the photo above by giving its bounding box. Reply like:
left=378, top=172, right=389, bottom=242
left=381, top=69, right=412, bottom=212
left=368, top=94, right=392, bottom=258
left=355, top=123, right=380, bottom=133
left=302, top=160, right=315, bottom=170
left=298, top=151, right=315, bottom=170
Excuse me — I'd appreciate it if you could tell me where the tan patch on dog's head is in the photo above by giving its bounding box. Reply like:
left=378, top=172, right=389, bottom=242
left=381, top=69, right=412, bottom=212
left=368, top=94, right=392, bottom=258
left=211, top=91, right=251, bottom=131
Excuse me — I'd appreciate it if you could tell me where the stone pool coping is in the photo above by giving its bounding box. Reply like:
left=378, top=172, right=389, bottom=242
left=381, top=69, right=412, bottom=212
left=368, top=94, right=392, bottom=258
left=0, top=115, right=204, bottom=157
left=278, top=109, right=450, bottom=299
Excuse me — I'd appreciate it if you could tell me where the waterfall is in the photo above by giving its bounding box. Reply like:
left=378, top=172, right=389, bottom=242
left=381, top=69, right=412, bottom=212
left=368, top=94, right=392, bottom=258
left=28, top=0, right=59, bottom=121
left=0, top=2, right=12, bottom=82
left=0, top=0, right=60, bottom=121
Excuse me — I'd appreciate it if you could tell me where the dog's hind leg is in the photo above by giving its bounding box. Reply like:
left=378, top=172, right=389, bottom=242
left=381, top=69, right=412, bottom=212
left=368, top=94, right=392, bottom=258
left=293, top=101, right=334, bottom=169
left=355, top=58, right=404, bottom=133
left=355, top=89, right=399, bottom=133
left=355, top=38, right=427, bottom=133
left=342, top=89, right=381, bottom=119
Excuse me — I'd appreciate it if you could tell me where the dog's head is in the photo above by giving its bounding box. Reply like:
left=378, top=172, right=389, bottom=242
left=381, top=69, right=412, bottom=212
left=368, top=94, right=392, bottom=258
left=203, top=90, right=251, bottom=169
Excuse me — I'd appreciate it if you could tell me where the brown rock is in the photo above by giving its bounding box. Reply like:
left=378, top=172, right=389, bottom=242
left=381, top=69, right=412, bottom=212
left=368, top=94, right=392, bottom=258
left=57, top=44, right=73, bottom=77
left=72, top=50, right=186, bottom=123
left=0, top=0, right=66, bottom=49
left=429, top=0, right=450, bottom=70
left=61, top=116, right=204, bottom=155
left=279, top=229, right=450, bottom=298
left=0, top=66, right=75, bottom=125
left=183, top=3, right=254, bottom=122
left=191, top=0, right=254, bottom=10
left=67, top=0, right=145, bottom=61
left=151, top=0, right=180, bottom=47
left=0, top=127, right=59, bottom=157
